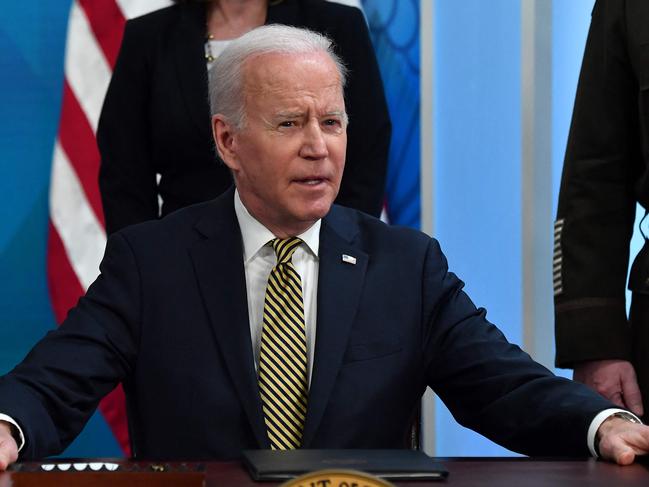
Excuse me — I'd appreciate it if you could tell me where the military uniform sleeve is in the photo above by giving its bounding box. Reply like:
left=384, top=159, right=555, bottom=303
left=554, top=0, right=640, bottom=367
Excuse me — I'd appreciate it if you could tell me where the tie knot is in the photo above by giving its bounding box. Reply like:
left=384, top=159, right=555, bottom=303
left=272, top=237, right=302, bottom=264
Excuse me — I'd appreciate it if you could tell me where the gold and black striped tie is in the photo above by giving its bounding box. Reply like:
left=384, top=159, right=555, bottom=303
left=258, top=237, right=308, bottom=450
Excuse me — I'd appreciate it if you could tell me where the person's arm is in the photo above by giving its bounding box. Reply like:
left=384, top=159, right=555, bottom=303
left=554, top=0, right=641, bottom=401
left=420, top=236, right=649, bottom=461
left=330, top=7, right=391, bottom=217
left=98, top=18, right=159, bottom=235
left=0, top=232, right=140, bottom=461
left=421, top=238, right=617, bottom=456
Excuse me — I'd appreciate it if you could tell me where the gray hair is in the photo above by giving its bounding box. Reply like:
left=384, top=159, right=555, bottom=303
left=208, top=24, right=348, bottom=128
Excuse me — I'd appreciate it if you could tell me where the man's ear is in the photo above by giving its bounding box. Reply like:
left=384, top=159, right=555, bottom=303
left=212, top=114, right=239, bottom=171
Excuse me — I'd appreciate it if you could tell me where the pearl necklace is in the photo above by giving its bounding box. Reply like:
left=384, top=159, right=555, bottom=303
left=205, top=34, right=216, bottom=64
left=205, top=0, right=285, bottom=63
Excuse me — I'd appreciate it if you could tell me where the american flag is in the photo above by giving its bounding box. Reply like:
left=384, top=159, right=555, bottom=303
left=48, top=0, right=171, bottom=456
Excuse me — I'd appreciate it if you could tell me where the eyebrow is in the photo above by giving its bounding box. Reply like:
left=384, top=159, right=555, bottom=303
left=322, top=110, right=346, bottom=118
left=275, top=111, right=305, bottom=119
left=274, top=110, right=346, bottom=119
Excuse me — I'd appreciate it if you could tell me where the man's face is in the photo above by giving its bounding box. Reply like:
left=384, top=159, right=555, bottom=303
left=213, top=51, right=347, bottom=237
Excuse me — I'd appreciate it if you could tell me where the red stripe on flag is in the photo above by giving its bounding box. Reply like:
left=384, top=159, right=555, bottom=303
left=47, top=222, right=85, bottom=324
left=77, top=0, right=126, bottom=68
left=58, top=81, right=105, bottom=228
left=49, top=0, right=157, bottom=458
left=47, top=222, right=131, bottom=455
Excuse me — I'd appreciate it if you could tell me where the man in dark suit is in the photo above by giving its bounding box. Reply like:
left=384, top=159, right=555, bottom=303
left=0, top=24, right=648, bottom=469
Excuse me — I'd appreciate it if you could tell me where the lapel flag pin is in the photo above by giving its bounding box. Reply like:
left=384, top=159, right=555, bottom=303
left=342, top=254, right=356, bottom=265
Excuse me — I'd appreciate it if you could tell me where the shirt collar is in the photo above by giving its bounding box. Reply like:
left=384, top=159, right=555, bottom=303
left=234, top=189, right=321, bottom=263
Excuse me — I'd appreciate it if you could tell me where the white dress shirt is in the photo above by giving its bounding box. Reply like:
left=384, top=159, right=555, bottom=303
left=234, top=190, right=320, bottom=384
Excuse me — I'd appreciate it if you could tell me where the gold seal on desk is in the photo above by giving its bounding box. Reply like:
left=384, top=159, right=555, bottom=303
left=280, top=469, right=395, bottom=487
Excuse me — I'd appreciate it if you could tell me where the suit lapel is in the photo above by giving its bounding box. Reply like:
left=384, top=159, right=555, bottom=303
left=302, top=208, right=368, bottom=447
left=189, top=190, right=269, bottom=448
left=171, top=3, right=213, bottom=138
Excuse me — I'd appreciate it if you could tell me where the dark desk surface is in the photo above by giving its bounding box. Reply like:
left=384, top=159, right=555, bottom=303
left=2, top=457, right=649, bottom=486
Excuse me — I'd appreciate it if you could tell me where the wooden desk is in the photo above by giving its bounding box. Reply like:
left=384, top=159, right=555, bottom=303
left=2, top=457, right=648, bottom=486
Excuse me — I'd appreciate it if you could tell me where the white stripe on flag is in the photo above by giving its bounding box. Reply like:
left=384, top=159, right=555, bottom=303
left=50, top=141, right=107, bottom=291
left=64, top=2, right=112, bottom=133
left=115, top=0, right=172, bottom=20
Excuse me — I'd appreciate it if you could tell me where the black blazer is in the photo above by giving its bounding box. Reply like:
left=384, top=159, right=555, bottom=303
left=554, top=0, right=649, bottom=400
left=97, top=0, right=391, bottom=234
left=0, top=189, right=614, bottom=459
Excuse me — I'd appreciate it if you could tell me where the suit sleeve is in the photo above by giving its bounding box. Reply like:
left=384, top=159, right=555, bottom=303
left=421, top=240, right=615, bottom=456
left=0, top=233, right=141, bottom=459
left=98, top=19, right=159, bottom=235
left=553, top=0, right=640, bottom=367
left=333, top=7, right=391, bottom=217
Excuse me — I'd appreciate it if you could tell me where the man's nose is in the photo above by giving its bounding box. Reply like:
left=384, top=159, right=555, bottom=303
left=300, top=120, right=328, bottom=160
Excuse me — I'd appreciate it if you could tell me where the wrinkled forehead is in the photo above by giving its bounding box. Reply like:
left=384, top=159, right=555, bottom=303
left=242, top=51, right=344, bottom=98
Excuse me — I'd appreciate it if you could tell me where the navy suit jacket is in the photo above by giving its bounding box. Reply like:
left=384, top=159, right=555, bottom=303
left=0, top=189, right=614, bottom=459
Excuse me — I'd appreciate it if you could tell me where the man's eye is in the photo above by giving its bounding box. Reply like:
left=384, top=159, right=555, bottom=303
left=279, top=121, right=295, bottom=128
left=323, top=119, right=340, bottom=126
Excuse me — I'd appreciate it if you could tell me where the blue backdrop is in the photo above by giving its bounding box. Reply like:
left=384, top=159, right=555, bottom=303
left=0, top=0, right=121, bottom=457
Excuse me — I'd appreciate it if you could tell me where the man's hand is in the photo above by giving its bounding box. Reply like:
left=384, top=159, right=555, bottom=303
left=574, top=360, right=644, bottom=417
left=597, top=416, right=649, bottom=465
left=0, top=421, right=17, bottom=471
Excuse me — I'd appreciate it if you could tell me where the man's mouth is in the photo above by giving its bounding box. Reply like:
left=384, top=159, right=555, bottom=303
left=295, top=178, right=326, bottom=185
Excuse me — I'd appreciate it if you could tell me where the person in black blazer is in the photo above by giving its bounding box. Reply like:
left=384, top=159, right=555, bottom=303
left=554, top=0, right=649, bottom=418
left=97, top=0, right=391, bottom=235
left=0, top=24, right=647, bottom=469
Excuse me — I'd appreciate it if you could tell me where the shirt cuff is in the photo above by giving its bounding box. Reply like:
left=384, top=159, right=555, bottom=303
left=587, top=408, right=642, bottom=458
left=0, top=414, right=25, bottom=453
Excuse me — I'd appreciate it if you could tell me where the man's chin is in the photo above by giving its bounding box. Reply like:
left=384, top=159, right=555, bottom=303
left=300, top=199, right=335, bottom=220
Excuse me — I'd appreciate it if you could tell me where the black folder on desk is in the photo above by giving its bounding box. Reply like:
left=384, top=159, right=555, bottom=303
left=242, top=449, right=448, bottom=481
